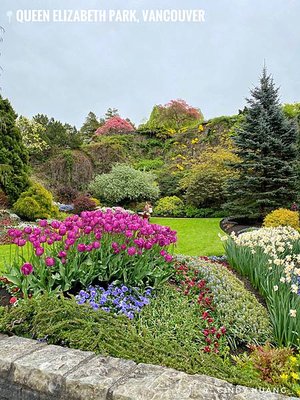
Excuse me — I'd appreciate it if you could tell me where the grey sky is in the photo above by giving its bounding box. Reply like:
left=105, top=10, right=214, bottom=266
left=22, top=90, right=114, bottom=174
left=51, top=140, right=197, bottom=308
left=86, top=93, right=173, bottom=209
left=0, top=0, right=299, bottom=128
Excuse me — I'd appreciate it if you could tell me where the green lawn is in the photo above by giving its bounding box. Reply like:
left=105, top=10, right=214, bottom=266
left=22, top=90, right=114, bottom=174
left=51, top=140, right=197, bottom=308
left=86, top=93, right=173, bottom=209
left=0, top=244, right=12, bottom=272
left=151, top=217, right=224, bottom=256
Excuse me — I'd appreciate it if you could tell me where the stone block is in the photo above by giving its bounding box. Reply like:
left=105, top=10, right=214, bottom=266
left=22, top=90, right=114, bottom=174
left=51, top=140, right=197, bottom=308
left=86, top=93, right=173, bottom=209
left=65, top=355, right=136, bottom=400
left=0, top=335, right=45, bottom=378
left=110, top=363, right=234, bottom=400
left=12, top=344, right=93, bottom=396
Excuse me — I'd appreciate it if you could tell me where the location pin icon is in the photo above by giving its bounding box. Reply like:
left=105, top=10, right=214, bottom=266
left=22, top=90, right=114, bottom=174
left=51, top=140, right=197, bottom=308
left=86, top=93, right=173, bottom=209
left=7, top=11, right=13, bottom=23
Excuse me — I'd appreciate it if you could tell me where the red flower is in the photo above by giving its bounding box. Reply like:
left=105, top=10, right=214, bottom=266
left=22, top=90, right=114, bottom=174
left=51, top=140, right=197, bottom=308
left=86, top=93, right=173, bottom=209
left=9, top=297, right=17, bottom=304
left=202, top=311, right=209, bottom=319
left=203, top=346, right=211, bottom=353
left=220, top=326, right=226, bottom=335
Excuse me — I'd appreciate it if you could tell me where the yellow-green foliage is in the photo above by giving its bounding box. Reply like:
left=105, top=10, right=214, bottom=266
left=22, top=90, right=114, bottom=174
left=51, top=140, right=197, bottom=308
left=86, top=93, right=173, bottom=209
left=263, top=208, right=299, bottom=230
left=90, top=197, right=100, bottom=207
left=154, top=196, right=184, bottom=217
left=13, top=182, right=59, bottom=221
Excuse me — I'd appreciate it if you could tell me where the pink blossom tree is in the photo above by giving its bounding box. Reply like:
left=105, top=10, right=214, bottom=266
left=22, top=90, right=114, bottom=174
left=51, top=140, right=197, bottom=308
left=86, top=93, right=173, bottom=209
left=96, top=116, right=135, bottom=135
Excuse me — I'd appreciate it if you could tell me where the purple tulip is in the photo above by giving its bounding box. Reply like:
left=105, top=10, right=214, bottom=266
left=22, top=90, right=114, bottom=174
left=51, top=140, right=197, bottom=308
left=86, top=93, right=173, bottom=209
left=51, top=221, right=60, bottom=229
left=21, top=262, right=33, bottom=275
left=24, top=226, right=32, bottom=234
left=45, top=257, right=55, bottom=267
left=127, top=247, right=136, bottom=256
left=40, top=235, right=47, bottom=243
left=33, top=228, right=41, bottom=235
left=77, top=243, right=86, bottom=252
left=164, top=254, right=173, bottom=262
left=17, top=238, right=27, bottom=247
left=39, top=220, right=48, bottom=228
left=35, top=247, right=44, bottom=257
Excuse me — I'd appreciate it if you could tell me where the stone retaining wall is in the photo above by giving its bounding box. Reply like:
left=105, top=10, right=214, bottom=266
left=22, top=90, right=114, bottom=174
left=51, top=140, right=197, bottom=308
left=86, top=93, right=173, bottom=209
left=0, top=334, right=297, bottom=400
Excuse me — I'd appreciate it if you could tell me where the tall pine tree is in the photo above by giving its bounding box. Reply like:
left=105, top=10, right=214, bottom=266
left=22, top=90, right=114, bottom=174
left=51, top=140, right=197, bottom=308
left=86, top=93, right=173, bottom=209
left=225, top=68, right=298, bottom=218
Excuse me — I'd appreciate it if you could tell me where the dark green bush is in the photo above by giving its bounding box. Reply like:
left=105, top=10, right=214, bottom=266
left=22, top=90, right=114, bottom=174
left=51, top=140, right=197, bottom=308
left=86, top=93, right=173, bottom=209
left=183, top=206, right=229, bottom=218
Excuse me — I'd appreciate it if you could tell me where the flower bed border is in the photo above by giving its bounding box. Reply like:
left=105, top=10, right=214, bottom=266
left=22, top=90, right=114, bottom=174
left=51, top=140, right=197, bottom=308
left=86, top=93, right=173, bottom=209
left=0, top=334, right=294, bottom=400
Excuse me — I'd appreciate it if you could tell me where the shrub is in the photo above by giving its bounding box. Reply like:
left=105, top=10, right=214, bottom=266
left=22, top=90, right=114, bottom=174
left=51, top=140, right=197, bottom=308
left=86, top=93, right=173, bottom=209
left=180, top=147, right=239, bottom=208
left=175, top=255, right=273, bottom=348
left=86, top=134, right=140, bottom=174
left=88, top=164, right=160, bottom=205
left=90, top=197, right=100, bottom=207
left=134, top=158, right=164, bottom=171
left=4, top=209, right=176, bottom=296
left=0, top=190, right=9, bottom=208
left=47, top=150, right=93, bottom=192
left=154, top=196, right=184, bottom=217
left=157, top=170, right=183, bottom=197
left=13, top=182, right=58, bottom=221
left=235, top=343, right=293, bottom=385
left=55, top=186, right=79, bottom=203
left=263, top=208, right=299, bottom=230
left=73, top=195, right=97, bottom=214
left=184, top=206, right=215, bottom=218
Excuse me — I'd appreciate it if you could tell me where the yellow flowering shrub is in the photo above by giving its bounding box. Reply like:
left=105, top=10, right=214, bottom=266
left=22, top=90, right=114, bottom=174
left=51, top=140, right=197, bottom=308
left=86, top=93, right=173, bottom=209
left=280, top=354, right=300, bottom=396
left=263, top=208, right=300, bottom=230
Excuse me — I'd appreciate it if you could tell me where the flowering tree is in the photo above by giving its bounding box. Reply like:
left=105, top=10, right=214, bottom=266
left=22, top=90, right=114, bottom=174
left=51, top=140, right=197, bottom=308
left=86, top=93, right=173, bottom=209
left=140, top=99, right=203, bottom=136
left=96, top=116, right=135, bottom=135
left=16, top=116, right=49, bottom=158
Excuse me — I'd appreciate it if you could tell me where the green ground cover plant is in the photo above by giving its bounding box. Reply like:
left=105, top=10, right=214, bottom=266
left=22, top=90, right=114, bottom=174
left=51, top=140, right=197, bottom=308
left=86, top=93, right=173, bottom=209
left=0, top=290, right=276, bottom=392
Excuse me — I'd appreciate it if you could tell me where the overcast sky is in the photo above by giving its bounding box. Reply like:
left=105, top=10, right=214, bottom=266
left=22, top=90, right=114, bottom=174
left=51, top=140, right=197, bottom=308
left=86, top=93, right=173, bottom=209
left=0, top=0, right=299, bottom=128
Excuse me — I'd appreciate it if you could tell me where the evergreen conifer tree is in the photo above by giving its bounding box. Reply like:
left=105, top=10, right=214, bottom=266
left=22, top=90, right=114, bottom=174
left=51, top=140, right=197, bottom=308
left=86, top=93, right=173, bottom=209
left=225, top=68, right=298, bottom=218
left=0, top=96, right=29, bottom=202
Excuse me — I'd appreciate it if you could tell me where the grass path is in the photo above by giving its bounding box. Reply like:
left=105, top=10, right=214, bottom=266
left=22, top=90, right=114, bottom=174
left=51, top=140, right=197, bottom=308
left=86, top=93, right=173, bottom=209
left=151, top=217, right=224, bottom=256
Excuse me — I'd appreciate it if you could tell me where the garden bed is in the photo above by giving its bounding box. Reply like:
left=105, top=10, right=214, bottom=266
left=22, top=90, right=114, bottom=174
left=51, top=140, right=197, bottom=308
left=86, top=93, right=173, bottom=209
left=0, top=211, right=299, bottom=396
